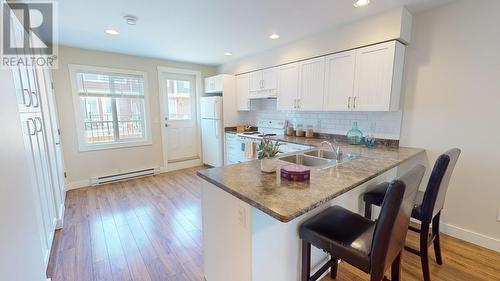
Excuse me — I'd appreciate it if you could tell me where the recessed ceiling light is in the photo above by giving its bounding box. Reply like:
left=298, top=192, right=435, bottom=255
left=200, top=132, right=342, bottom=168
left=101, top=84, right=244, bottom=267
left=353, top=0, right=370, bottom=7
left=124, top=15, right=137, bottom=25
left=224, top=52, right=233, bottom=56
left=269, top=34, right=280, bottom=40
left=105, top=29, right=119, bottom=35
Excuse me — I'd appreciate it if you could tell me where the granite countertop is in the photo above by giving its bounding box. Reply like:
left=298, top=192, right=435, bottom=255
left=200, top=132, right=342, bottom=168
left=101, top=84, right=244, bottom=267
left=197, top=137, right=424, bottom=223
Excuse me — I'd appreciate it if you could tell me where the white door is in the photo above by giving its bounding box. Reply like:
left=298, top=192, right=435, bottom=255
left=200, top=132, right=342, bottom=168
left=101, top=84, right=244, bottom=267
left=276, top=63, right=299, bottom=111
left=236, top=74, right=250, bottom=111
left=298, top=57, right=326, bottom=111
left=324, top=51, right=356, bottom=111
left=162, top=73, right=200, bottom=165
left=353, top=41, right=396, bottom=111
left=249, top=71, right=263, bottom=92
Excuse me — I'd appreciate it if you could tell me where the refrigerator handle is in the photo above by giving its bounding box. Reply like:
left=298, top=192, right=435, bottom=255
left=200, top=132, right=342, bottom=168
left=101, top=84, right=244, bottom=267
left=214, top=100, right=218, bottom=119
left=214, top=120, right=218, bottom=139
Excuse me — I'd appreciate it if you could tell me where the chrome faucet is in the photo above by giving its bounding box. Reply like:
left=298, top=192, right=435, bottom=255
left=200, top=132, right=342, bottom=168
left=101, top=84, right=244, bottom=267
left=320, top=140, right=342, bottom=161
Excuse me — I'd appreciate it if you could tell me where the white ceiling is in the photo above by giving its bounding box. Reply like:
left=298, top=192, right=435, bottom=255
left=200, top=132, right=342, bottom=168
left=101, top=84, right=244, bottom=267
left=56, top=0, right=451, bottom=66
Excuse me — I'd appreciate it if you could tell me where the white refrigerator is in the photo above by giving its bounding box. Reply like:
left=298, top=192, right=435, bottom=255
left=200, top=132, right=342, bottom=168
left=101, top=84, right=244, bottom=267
left=200, top=96, right=224, bottom=167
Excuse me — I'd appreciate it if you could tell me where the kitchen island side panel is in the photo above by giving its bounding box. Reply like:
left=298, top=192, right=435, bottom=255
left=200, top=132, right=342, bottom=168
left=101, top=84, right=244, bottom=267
left=202, top=167, right=398, bottom=281
left=202, top=181, right=253, bottom=281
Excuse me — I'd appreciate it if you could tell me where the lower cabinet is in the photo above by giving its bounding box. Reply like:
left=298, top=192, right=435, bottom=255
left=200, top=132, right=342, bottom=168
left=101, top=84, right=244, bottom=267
left=20, top=112, right=57, bottom=262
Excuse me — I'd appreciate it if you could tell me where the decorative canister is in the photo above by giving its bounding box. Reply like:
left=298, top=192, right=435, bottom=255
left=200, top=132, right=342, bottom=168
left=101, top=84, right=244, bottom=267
left=346, top=122, right=363, bottom=145
left=280, top=164, right=310, bottom=182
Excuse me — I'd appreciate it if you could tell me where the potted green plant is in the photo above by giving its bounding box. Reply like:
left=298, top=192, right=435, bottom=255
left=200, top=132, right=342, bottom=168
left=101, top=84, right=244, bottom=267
left=257, top=137, right=282, bottom=173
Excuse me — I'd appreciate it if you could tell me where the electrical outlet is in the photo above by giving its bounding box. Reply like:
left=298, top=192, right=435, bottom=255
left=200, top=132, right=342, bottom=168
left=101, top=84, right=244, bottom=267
left=238, top=206, right=247, bottom=228
left=497, top=208, right=500, bottom=222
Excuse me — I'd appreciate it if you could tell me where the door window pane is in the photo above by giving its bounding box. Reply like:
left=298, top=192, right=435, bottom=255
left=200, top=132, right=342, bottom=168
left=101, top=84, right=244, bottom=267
left=166, top=79, right=192, bottom=120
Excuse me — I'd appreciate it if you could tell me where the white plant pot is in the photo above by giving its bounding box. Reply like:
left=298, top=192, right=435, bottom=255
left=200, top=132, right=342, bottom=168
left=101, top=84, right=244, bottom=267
left=260, top=158, right=278, bottom=173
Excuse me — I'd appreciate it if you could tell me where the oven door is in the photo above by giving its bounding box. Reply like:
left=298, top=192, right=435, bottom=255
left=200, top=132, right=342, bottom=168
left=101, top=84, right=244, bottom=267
left=239, top=137, right=259, bottom=162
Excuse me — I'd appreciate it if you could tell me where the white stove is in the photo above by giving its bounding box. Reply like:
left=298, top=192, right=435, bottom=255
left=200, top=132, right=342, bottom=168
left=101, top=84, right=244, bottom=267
left=236, top=119, right=287, bottom=139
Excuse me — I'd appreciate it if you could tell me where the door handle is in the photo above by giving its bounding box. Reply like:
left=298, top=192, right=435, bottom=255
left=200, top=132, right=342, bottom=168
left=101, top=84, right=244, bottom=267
left=353, top=96, right=357, bottom=109
left=348, top=97, right=351, bottom=109
left=164, top=123, right=169, bottom=127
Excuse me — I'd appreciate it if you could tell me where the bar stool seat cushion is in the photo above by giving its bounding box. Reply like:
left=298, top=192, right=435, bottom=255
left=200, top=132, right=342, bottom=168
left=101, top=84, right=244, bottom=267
left=363, top=182, right=425, bottom=220
left=299, top=205, right=375, bottom=272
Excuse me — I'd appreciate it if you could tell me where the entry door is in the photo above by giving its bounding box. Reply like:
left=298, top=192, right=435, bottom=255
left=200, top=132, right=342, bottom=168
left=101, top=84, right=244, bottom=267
left=162, top=73, right=199, bottom=165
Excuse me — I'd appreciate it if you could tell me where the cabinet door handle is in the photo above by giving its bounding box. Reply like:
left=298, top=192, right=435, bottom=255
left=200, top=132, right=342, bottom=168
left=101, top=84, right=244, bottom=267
left=348, top=97, right=351, bottom=109
left=353, top=96, right=357, bottom=109
left=297, top=98, right=301, bottom=109
left=293, top=99, right=297, bottom=109
left=35, top=117, right=43, bottom=133
left=31, top=91, right=39, bottom=108
left=27, top=118, right=36, bottom=136
left=23, top=89, right=32, bottom=107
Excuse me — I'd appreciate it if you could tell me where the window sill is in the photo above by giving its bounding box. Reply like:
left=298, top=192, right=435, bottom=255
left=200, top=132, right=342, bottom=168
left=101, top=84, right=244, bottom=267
left=78, top=140, right=153, bottom=152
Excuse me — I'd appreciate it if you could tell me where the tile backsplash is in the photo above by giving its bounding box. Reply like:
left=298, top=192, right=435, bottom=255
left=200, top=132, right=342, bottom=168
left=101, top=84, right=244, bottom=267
left=238, top=99, right=403, bottom=140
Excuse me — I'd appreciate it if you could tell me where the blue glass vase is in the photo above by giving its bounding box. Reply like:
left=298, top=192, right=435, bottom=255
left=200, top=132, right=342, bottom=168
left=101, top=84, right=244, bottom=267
left=347, top=122, right=363, bottom=145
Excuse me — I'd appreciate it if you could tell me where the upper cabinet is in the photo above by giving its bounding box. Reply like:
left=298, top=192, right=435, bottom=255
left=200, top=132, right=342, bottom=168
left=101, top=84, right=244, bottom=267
left=236, top=74, right=250, bottom=111
left=323, top=51, right=356, bottom=111
left=276, top=63, right=299, bottom=111
left=248, top=68, right=278, bottom=98
left=323, top=41, right=405, bottom=112
left=205, top=75, right=224, bottom=93
left=297, top=57, right=325, bottom=111
left=352, top=41, right=405, bottom=111
left=241, top=40, right=405, bottom=112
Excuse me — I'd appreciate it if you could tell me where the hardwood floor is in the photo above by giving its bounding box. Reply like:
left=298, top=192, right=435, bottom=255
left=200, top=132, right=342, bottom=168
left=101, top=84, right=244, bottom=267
left=47, top=167, right=500, bottom=281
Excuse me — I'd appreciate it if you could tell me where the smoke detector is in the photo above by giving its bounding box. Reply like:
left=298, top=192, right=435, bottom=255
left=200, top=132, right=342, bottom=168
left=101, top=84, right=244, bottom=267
left=124, top=15, right=138, bottom=25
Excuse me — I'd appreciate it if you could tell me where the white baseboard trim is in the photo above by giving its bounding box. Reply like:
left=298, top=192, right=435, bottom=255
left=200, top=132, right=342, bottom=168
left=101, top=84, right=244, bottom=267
left=65, top=179, right=90, bottom=191
left=162, top=158, right=202, bottom=173
left=56, top=202, right=65, bottom=229
left=440, top=222, right=500, bottom=253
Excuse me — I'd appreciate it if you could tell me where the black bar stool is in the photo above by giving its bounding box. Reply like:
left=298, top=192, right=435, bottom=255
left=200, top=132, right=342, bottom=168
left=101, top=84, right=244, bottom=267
left=299, top=165, right=426, bottom=281
left=363, top=148, right=461, bottom=281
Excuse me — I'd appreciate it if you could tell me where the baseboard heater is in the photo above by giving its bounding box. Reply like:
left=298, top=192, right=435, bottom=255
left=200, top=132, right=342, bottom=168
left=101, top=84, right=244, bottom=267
left=90, top=167, right=160, bottom=186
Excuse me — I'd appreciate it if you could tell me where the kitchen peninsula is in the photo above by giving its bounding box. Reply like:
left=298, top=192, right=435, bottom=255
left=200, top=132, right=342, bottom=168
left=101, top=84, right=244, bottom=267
left=197, top=138, right=424, bottom=281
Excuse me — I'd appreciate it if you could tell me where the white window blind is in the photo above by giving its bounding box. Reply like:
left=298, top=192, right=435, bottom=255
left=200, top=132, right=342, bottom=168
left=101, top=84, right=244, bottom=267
left=71, top=67, right=150, bottom=150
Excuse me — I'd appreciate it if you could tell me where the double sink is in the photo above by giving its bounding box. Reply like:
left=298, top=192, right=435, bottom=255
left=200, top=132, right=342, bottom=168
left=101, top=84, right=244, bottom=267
left=278, top=148, right=351, bottom=169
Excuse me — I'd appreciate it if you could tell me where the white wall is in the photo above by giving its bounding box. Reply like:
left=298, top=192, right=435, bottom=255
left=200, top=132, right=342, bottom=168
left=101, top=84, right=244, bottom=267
left=53, top=46, right=217, bottom=188
left=0, top=70, right=47, bottom=281
left=218, top=7, right=412, bottom=74
left=401, top=0, right=500, bottom=249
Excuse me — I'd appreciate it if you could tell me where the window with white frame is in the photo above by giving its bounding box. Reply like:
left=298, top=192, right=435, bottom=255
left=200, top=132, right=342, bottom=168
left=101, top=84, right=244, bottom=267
left=69, top=65, right=151, bottom=151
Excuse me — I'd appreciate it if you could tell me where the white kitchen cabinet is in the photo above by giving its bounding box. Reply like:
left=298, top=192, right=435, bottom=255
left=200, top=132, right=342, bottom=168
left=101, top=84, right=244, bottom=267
left=248, top=68, right=278, bottom=97
left=276, top=63, right=299, bottom=111
left=352, top=41, right=405, bottom=111
left=236, top=74, right=250, bottom=111
left=324, top=51, right=356, bottom=111
left=297, top=57, right=326, bottom=111
left=205, top=75, right=224, bottom=93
